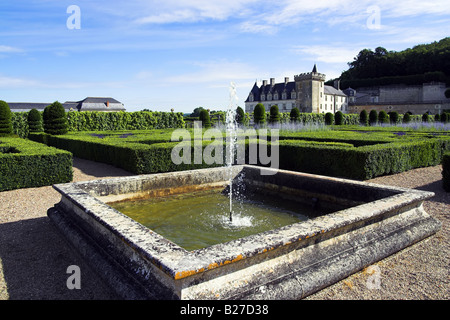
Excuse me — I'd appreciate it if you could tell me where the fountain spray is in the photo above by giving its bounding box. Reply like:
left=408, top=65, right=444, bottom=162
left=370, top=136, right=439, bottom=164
left=226, top=82, right=238, bottom=222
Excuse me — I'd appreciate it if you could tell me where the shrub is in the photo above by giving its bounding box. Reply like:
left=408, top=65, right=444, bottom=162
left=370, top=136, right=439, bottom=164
left=403, top=112, right=411, bottom=123
left=422, top=113, right=430, bottom=122
left=0, top=100, right=13, bottom=134
left=269, top=105, right=280, bottom=124
left=389, top=111, right=399, bottom=124
left=369, top=110, right=378, bottom=125
left=378, top=110, right=389, bottom=124
left=440, top=112, right=450, bottom=123
left=199, top=109, right=211, bottom=128
left=27, top=108, right=43, bottom=132
left=443, top=152, right=450, bottom=192
left=290, top=107, right=300, bottom=123
left=0, top=137, right=72, bottom=191
left=324, top=112, right=334, bottom=125
left=334, top=111, right=344, bottom=125
left=43, top=102, right=68, bottom=135
left=235, top=106, right=245, bottom=125
left=359, top=110, right=369, bottom=126
left=445, top=88, right=450, bottom=99
left=253, top=103, right=266, bottom=125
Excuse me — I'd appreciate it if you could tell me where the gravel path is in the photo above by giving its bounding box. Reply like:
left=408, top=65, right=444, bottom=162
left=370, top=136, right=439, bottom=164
left=0, top=159, right=448, bottom=300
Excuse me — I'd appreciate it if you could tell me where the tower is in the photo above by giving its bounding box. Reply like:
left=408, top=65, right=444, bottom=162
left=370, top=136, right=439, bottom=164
left=294, top=64, right=326, bottom=113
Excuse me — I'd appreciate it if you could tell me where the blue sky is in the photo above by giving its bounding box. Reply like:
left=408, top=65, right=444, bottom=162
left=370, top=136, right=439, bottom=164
left=1, top=0, right=449, bottom=113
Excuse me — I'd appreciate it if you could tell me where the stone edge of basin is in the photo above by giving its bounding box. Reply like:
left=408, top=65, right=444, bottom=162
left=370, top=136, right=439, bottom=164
left=51, top=165, right=438, bottom=282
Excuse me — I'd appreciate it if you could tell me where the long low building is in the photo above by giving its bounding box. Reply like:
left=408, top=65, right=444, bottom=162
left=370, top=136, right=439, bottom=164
left=7, top=97, right=125, bottom=112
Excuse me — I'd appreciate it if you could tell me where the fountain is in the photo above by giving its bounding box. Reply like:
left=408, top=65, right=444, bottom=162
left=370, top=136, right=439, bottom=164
left=226, top=82, right=238, bottom=222
left=46, top=82, right=441, bottom=300
left=48, top=164, right=440, bottom=299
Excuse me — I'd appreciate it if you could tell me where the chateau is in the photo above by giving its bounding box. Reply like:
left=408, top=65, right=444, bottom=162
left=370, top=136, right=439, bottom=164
left=245, top=65, right=348, bottom=114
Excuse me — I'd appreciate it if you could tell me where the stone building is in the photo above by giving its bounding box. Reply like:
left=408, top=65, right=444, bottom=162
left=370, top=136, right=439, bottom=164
left=346, top=82, right=450, bottom=115
left=245, top=65, right=348, bottom=114
left=8, top=97, right=125, bottom=112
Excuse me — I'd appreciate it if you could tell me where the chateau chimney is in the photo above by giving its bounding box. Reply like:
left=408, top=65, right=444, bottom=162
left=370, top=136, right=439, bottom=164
left=270, top=78, right=275, bottom=86
left=333, top=80, right=341, bottom=90
left=262, top=80, right=267, bottom=86
left=285, top=77, right=289, bottom=84
left=106, top=101, right=110, bottom=107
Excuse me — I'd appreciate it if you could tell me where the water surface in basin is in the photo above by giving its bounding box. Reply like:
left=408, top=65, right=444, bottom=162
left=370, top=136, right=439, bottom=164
left=109, top=189, right=329, bottom=251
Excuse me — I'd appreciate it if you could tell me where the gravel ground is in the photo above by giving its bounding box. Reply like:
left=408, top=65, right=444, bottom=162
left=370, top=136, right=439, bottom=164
left=0, top=159, right=448, bottom=300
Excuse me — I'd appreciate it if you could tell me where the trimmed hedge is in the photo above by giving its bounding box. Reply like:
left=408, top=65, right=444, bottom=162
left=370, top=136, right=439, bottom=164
left=443, top=152, right=450, bottom=192
left=11, top=110, right=186, bottom=138
left=279, top=138, right=450, bottom=180
left=29, top=129, right=450, bottom=180
left=0, top=100, right=13, bottom=134
left=0, top=137, right=73, bottom=191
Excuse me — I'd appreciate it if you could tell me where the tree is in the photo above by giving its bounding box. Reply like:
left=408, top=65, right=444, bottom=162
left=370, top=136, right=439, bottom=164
left=0, top=100, right=13, bottom=134
left=199, top=109, right=211, bottom=128
left=389, top=111, right=399, bottom=124
left=334, top=111, right=344, bottom=125
left=235, top=106, right=245, bottom=125
left=269, top=105, right=280, bottom=124
left=290, top=107, right=300, bottom=123
left=359, top=110, right=369, bottom=126
left=378, top=110, right=389, bottom=124
left=190, top=107, right=205, bottom=117
left=422, top=112, right=429, bottom=122
left=43, top=101, right=68, bottom=135
left=253, top=103, right=266, bottom=125
left=403, top=112, right=411, bottom=123
left=369, top=110, right=378, bottom=125
left=27, top=108, right=43, bottom=132
left=325, top=112, right=334, bottom=125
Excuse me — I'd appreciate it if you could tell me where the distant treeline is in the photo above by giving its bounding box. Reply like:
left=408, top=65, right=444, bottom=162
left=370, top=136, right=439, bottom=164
left=329, top=37, right=450, bottom=88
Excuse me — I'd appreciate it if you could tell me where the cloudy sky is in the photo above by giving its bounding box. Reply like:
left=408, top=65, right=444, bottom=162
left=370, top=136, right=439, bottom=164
left=1, top=0, right=449, bottom=113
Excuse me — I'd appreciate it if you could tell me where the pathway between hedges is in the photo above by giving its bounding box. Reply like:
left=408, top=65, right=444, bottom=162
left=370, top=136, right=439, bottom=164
left=0, top=158, right=448, bottom=300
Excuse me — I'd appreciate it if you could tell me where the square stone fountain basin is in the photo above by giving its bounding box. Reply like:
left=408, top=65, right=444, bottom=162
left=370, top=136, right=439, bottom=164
left=48, top=165, right=441, bottom=300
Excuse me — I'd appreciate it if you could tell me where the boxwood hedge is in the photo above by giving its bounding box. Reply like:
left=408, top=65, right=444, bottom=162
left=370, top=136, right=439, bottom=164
left=0, top=137, right=73, bottom=191
left=29, top=129, right=450, bottom=180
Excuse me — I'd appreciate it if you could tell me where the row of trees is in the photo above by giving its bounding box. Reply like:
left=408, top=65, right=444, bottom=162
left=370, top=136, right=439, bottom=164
left=0, top=101, right=69, bottom=136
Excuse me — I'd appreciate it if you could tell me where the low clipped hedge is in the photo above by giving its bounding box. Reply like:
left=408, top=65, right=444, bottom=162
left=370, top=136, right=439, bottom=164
left=29, top=129, right=450, bottom=180
left=279, top=138, right=450, bottom=180
left=0, top=137, right=73, bottom=191
left=443, top=152, right=450, bottom=192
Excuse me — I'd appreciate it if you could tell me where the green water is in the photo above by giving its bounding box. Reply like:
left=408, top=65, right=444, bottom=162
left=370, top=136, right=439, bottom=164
left=109, top=189, right=314, bottom=251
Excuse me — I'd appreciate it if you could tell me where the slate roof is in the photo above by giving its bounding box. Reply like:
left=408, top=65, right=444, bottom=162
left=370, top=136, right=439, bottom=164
left=324, top=85, right=347, bottom=96
left=7, top=97, right=125, bottom=112
left=245, top=81, right=296, bottom=102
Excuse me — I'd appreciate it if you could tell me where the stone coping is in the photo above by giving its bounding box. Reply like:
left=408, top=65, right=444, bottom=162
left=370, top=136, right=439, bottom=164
left=53, top=165, right=434, bottom=281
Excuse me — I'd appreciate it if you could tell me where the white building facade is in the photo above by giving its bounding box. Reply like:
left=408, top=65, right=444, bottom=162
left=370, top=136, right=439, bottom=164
left=245, top=65, right=348, bottom=114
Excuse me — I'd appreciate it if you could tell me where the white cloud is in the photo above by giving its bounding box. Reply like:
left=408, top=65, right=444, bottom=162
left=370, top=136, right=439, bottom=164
left=134, top=0, right=259, bottom=24
left=0, top=45, right=23, bottom=53
left=163, top=59, right=260, bottom=85
left=293, top=45, right=361, bottom=64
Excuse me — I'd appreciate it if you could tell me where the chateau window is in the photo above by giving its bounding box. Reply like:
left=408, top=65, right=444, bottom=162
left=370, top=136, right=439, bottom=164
left=274, top=93, right=278, bottom=100
left=325, top=95, right=327, bottom=101
left=267, top=94, right=272, bottom=101
left=249, top=94, right=254, bottom=102
left=282, top=93, right=286, bottom=100
left=291, top=92, right=296, bottom=99
left=261, top=94, right=265, bottom=101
